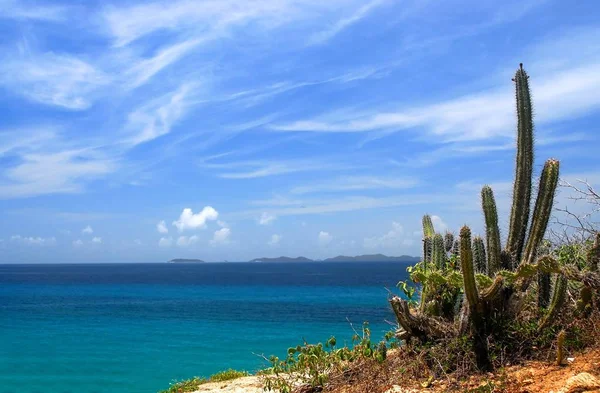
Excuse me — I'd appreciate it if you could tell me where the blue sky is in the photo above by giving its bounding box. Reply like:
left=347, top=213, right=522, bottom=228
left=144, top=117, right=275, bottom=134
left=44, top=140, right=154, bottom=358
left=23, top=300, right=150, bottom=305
left=1, top=0, right=599, bottom=263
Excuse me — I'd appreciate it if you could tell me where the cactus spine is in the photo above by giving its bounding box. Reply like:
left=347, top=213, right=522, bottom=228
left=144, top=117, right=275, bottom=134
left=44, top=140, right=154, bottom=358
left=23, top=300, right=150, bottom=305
left=473, top=236, right=487, bottom=274
left=523, top=159, right=560, bottom=266
left=506, top=64, right=534, bottom=266
left=481, top=186, right=502, bottom=275
left=432, top=233, right=446, bottom=269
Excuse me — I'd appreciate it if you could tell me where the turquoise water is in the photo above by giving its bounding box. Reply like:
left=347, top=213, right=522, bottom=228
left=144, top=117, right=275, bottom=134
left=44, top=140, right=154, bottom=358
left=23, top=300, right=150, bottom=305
left=0, top=262, right=409, bottom=393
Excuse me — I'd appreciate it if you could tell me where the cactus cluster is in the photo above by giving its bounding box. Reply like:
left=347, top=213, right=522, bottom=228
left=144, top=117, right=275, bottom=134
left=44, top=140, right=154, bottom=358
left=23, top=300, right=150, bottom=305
left=390, top=64, right=592, bottom=371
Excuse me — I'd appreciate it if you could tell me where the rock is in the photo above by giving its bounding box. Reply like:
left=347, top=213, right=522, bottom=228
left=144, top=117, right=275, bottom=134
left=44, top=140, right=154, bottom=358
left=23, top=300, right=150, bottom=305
left=557, top=372, right=600, bottom=393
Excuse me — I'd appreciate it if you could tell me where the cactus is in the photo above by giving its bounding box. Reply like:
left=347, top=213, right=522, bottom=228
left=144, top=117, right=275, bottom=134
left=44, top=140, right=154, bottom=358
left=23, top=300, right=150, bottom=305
left=482, top=186, right=502, bottom=275
left=587, top=233, right=600, bottom=272
left=473, top=236, right=487, bottom=274
left=432, top=233, right=446, bottom=269
left=538, top=272, right=551, bottom=309
left=556, top=330, right=566, bottom=366
left=523, top=159, right=560, bottom=266
left=506, top=63, right=534, bottom=265
left=539, top=275, right=568, bottom=331
left=460, top=225, right=491, bottom=370
left=444, top=232, right=454, bottom=253
left=422, top=215, right=435, bottom=238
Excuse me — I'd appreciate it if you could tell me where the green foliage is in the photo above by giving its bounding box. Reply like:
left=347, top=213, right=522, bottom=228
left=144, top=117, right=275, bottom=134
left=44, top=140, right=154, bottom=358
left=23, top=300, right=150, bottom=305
left=159, top=370, right=249, bottom=393
left=261, top=323, right=389, bottom=393
left=208, top=369, right=249, bottom=382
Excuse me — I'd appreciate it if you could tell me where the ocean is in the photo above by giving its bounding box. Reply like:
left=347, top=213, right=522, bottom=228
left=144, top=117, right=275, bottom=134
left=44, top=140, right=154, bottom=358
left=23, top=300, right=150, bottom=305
left=0, top=262, right=410, bottom=393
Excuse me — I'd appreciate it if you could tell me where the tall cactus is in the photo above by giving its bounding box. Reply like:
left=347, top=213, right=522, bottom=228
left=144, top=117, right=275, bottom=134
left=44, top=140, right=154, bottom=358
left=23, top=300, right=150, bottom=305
left=422, top=215, right=435, bottom=268
left=473, top=236, right=487, bottom=274
left=506, top=63, right=534, bottom=266
left=539, top=275, right=568, bottom=331
left=422, top=215, right=435, bottom=238
left=481, top=186, right=502, bottom=275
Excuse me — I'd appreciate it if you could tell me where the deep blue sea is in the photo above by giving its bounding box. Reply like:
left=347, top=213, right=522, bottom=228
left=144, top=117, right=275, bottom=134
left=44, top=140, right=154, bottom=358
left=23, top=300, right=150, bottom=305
left=0, top=262, right=410, bottom=393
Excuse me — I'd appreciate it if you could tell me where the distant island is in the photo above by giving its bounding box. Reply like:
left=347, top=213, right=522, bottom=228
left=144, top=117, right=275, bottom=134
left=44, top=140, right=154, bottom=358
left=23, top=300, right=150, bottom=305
left=249, top=254, right=419, bottom=263
left=168, top=258, right=205, bottom=263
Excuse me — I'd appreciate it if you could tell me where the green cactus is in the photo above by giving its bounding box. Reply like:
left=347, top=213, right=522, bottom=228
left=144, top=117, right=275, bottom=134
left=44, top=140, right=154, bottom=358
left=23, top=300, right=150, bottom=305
left=538, top=272, right=551, bottom=309
left=432, top=233, right=446, bottom=269
left=539, top=275, right=568, bottom=331
left=444, top=232, right=454, bottom=253
left=506, top=64, right=534, bottom=265
left=460, top=225, right=491, bottom=370
left=422, top=215, right=435, bottom=238
left=473, top=236, right=487, bottom=274
left=523, top=159, right=560, bottom=266
left=556, top=330, right=566, bottom=366
left=481, top=186, right=502, bottom=275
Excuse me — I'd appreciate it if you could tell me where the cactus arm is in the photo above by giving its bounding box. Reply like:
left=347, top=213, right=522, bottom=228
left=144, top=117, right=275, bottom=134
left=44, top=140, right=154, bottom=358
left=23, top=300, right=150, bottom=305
left=523, top=159, right=560, bottom=267
left=481, top=186, right=502, bottom=274
left=506, top=64, right=534, bottom=264
left=537, top=272, right=551, bottom=309
left=538, top=275, right=568, bottom=331
left=481, top=276, right=503, bottom=303
left=460, top=226, right=481, bottom=313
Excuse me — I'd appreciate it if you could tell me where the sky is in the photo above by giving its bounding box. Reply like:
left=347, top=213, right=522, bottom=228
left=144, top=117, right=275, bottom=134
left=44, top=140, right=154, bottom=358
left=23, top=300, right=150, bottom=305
left=0, top=0, right=599, bottom=263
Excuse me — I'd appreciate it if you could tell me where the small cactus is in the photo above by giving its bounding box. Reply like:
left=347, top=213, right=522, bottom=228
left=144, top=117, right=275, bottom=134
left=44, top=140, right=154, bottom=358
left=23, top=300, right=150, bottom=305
left=444, top=232, right=454, bottom=253
left=432, top=234, right=446, bottom=269
left=473, top=236, right=487, bottom=274
left=556, top=330, right=566, bottom=366
left=482, top=186, right=502, bottom=274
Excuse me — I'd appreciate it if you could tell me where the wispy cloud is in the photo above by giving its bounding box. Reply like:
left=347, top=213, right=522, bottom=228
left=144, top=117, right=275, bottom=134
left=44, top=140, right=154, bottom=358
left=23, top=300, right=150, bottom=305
left=210, top=228, right=231, bottom=245
left=0, top=0, right=68, bottom=21
left=290, top=176, right=419, bottom=194
left=10, top=235, right=57, bottom=246
left=0, top=149, right=115, bottom=199
left=309, top=0, right=387, bottom=45
left=0, top=49, right=110, bottom=110
left=124, top=84, right=193, bottom=145
left=258, top=212, right=277, bottom=225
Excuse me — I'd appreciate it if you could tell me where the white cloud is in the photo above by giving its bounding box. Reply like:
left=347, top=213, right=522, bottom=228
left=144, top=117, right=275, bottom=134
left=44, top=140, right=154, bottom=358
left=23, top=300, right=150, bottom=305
left=73, top=239, right=83, bottom=247
left=363, top=221, right=404, bottom=249
left=172, top=207, right=219, bottom=232
left=0, top=0, right=68, bottom=21
left=134, top=239, right=142, bottom=245
left=0, top=51, right=110, bottom=110
left=258, top=212, right=277, bottom=225
left=290, top=176, right=418, bottom=194
left=431, top=215, right=448, bottom=233
left=126, top=39, right=202, bottom=88
left=91, top=237, right=102, bottom=244
left=0, top=149, right=115, bottom=199
left=125, top=84, right=192, bottom=146
left=176, top=235, right=199, bottom=247
left=217, top=220, right=229, bottom=228
left=158, top=237, right=173, bottom=247
left=157, top=220, right=169, bottom=234
left=309, top=0, right=387, bottom=45
left=210, top=228, right=231, bottom=245
left=271, top=61, right=600, bottom=143
left=318, top=231, right=333, bottom=246
left=82, top=225, right=93, bottom=234
left=268, top=234, right=282, bottom=246
left=10, top=235, right=56, bottom=246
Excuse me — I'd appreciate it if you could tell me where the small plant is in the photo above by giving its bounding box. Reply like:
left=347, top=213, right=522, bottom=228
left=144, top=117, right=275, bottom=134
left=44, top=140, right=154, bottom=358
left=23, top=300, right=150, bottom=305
left=261, top=322, right=389, bottom=392
left=159, top=369, right=249, bottom=393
